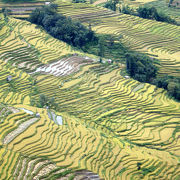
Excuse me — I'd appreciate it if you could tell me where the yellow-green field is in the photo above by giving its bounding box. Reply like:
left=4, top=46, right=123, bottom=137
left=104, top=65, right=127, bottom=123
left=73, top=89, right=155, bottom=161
left=0, top=1, right=180, bottom=180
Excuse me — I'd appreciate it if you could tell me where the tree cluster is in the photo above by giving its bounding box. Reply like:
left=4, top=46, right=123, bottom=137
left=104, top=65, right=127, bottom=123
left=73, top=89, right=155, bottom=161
left=83, top=34, right=126, bottom=63
left=121, top=5, right=177, bottom=25
left=29, top=4, right=97, bottom=48
left=121, top=5, right=135, bottom=15
left=137, top=6, right=177, bottom=25
left=154, top=76, right=180, bottom=100
left=126, top=52, right=180, bottom=101
left=126, top=52, right=158, bottom=83
left=72, top=0, right=86, bottom=2
left=104, top=1, right=177, bottom=25
left=1, top=8, right=12, bottom=18
left=104, top=0, right=119, bottom=11
left=38, top=94, right=58, bottom=108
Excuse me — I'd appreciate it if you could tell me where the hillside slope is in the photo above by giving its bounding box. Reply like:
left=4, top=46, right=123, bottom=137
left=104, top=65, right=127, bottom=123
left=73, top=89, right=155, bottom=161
left=0, top=4, right=180, bottom=180
left=57, top=2, right=180, bottom=77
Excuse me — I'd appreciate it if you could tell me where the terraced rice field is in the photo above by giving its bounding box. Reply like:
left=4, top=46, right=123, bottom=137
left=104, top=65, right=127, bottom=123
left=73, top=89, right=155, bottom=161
left=0, top=59, right=180, bottom=179
left=57, top=2, right=180, bottom=77
left=0, top=15, right=75, bottom=67
left=0, top=2, right=180, bottom=180
left=0, top=13, right=96, bottom=68
left=32, top=56, right=94, bottom=77
left=138, top=0, right=180, bottom=24
left=0, top=0, right=45, bottom=19
left=122, top=0, right=180, bottom=25
left=0, top=58, right=32, bottom=105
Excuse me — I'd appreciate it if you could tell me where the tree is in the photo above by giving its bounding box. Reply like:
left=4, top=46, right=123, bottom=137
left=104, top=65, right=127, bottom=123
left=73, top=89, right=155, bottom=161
left=38, top=94, right=58, bottom=108
left=107, top=35, right=115, bottom=47
left=104, top=0, right=120, bottom=11
left=2, top=8, right=11, bottom=17
left=167, top=81, right=180, bottom=100
left=121, top=5, right=134, bottom=15
left=113, top=0, right=120, bottom=11
left=39, top=94, right=47, bottom=107
left=99, top=57, right=103, bottom=63
left=174, top=85, right=180, bottom=100
left=104, top=1, right=114, bottom=11
left=98, top=39, right=105, bottom=57
left=154, top=76, right=169, bottom=89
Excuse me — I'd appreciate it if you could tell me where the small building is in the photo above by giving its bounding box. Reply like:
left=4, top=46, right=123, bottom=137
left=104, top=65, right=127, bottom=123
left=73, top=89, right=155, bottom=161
left=36, top=113, right=40, bottom=117
left=45, top=2, right=51, bottom=5
left=85, top=56, right=90, bottom=60
left=73, top=53, right=78, bottom=56
left=124, top=75, right=130, bottom=79
left=7, top=75, right=12, bottom=82
left=108, top=59, right=112, bottom=64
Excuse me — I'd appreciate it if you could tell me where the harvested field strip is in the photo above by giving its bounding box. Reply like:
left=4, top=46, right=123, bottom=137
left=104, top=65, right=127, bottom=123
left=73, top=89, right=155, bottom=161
left=33, top=56, right=94, bottom=77
left=0, top=146, right=72, bottom=180
left=3, top=117, right=38, bottom=144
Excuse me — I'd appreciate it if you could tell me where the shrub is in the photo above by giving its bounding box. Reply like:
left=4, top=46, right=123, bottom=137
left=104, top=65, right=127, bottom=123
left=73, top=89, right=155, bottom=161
left=72, top=0, right=86, bottom=2
left=104, top=0, right=119, bottom=11
left=38, top=94, right=58, bottom=108
left=126, top=52, right=158, bottom=83
left=121, top=5, right=135, bottom=15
